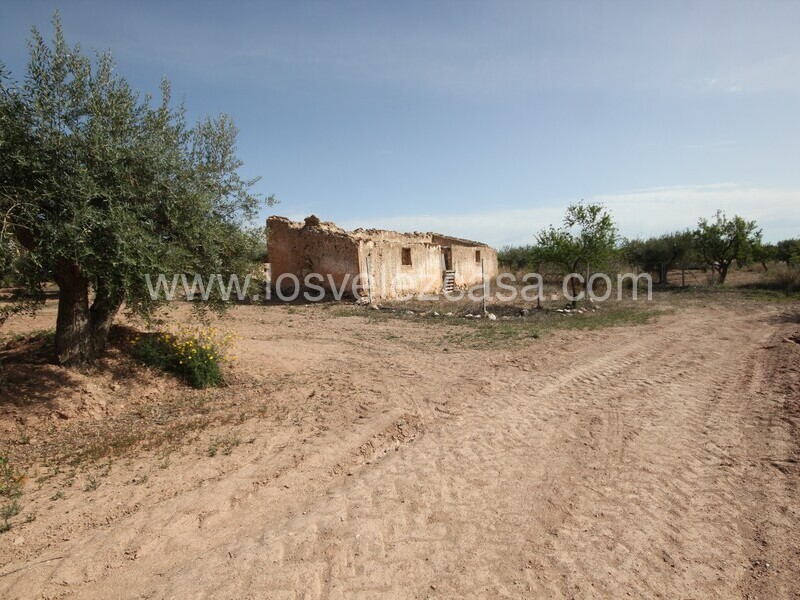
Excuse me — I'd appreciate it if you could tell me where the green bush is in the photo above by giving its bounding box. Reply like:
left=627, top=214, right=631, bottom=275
left=178, top=343, right=222, bottom=389
left=131, top=328, right=235, bottom=389
left=131, top=335, right=172, bottom=370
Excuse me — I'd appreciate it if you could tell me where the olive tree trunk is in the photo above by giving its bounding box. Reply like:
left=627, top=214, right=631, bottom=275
left=54, top=262, right=120, bottom=365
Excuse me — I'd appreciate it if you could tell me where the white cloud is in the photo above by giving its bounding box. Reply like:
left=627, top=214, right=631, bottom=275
left=593, top=184, right=799, bottom=242
left=335, top=184, right=800, bottom=247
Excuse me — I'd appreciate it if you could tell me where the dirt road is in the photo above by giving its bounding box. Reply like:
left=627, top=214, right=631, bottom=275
left=1, top=302, right=799, bottom=598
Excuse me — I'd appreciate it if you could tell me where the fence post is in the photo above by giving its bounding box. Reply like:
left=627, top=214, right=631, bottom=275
left=481, top=258, right=487, bottom=315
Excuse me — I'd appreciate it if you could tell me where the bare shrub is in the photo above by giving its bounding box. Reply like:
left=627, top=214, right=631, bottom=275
left=770, top=265, right=800, bottom=295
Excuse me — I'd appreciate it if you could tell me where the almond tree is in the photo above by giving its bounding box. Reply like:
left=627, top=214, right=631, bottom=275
left=693, top=211, right=761, bottom=284
left=535, top=202, right=618, bottom=306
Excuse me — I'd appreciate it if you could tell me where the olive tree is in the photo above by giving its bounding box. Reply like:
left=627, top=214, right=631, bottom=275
left=535, top=202, right=618, bottom=306
left=0, top=16, right=274, bottom=364
left=693, top=211, right=761, bottom=284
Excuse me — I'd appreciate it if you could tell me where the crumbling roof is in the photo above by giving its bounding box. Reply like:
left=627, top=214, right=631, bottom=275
left=267, top=215, right=492, bottom=248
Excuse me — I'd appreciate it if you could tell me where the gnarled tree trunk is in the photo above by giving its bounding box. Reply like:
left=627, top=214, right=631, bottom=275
left=54, top=261, right=121, bottom=365
left=54, top=261, right=92, bottom=365
left=89, top=284, right=121, bottom=357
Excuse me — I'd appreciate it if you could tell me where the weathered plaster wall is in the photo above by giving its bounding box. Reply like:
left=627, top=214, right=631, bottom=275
left=360, top=239, right=443, bottom=298
left=267, top=215, right=499, bottom=300
left=450, top=245, right=499, bottom=288
left=267, top=216, right=361, bottom=293
left=266, top=217, right=304, bottom=284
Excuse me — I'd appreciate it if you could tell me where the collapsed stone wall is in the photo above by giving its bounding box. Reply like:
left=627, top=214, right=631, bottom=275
left=267, top=216, right=361, bottom=293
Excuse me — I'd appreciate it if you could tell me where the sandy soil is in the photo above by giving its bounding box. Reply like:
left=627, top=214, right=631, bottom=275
left=1, top=296, right=799, bottom=599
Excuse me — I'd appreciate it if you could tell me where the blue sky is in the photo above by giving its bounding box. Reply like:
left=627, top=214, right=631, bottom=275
left=2, top=0, right=799, bottom=245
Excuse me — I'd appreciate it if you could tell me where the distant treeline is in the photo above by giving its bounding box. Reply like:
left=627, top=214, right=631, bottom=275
left=499, top=233, right=800, bottom=282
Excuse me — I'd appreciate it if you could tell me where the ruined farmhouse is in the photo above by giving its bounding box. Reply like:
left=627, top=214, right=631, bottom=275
left=267, top=215, right=499, bottom=299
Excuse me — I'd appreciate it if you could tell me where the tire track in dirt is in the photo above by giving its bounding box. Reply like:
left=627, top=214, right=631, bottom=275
left=98, top=314, right=722, bottom=597
left=2, top=306, right=798, bottom=599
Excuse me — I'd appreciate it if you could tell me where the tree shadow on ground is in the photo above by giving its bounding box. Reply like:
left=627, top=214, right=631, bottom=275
left=0, top=325, right=148, bottom=410
left=760, top=311, right=800, bottom=326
